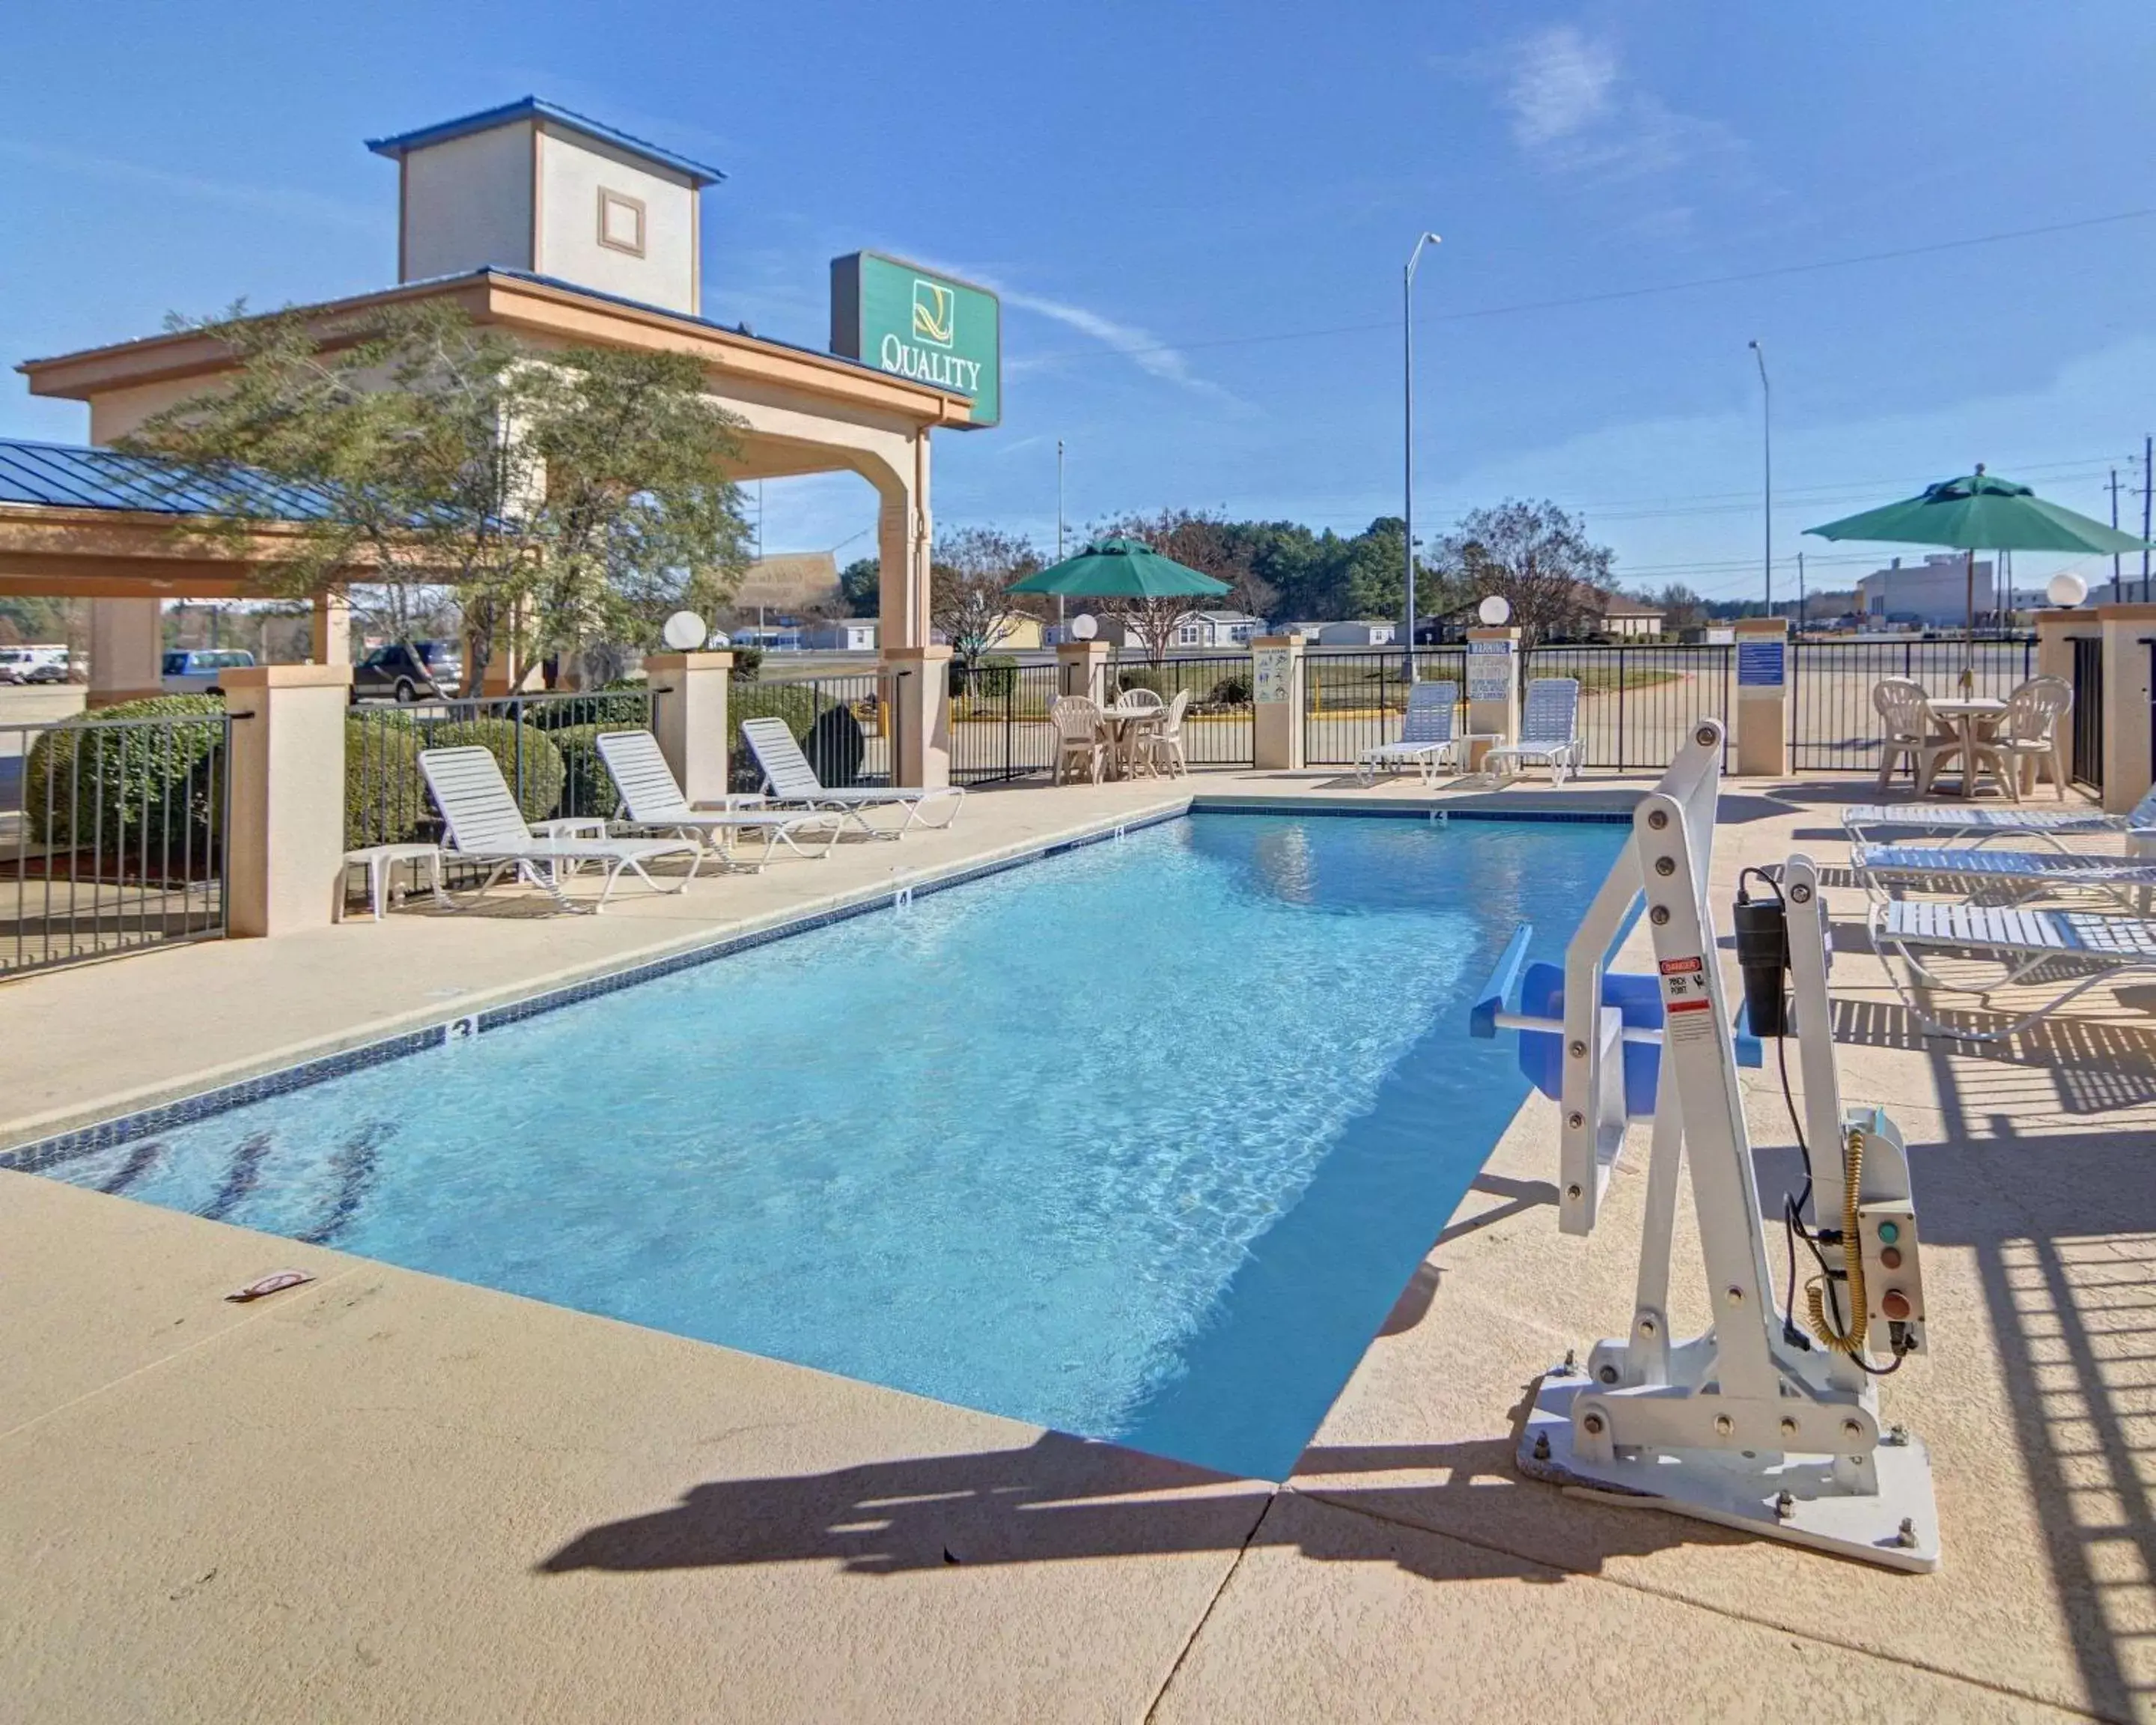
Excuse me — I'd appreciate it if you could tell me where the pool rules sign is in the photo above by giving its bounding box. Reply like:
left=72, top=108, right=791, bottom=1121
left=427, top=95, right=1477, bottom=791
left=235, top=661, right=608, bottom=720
left=831, top=252, right=1002, bottom=428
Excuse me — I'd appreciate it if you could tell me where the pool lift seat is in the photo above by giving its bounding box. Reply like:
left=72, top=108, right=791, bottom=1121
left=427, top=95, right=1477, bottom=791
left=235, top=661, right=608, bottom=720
left=1468, top=717, right=1941, bottom=1572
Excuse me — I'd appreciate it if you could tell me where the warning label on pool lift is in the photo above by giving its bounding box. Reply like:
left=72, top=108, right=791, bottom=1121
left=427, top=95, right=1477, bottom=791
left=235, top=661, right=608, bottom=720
left=1658, top=955, right=1713, bottom=1037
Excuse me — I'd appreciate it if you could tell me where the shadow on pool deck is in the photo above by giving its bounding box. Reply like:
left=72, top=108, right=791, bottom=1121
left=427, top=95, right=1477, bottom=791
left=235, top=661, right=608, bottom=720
left=533, top=1430, right=1709, bottom=1581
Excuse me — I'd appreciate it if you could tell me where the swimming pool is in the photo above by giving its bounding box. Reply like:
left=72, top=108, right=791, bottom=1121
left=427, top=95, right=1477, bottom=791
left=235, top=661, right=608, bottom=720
left=29, top=812, right=1624, bottom=1479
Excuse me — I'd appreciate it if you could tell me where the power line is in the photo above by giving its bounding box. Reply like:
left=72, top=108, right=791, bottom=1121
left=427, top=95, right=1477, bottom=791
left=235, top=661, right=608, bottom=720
left=1016, top=206, right=2156, bottom=367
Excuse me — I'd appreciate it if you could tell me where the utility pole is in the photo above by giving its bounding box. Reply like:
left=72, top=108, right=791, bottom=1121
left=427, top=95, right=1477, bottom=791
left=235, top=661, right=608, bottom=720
left=1403, top=231, right=1440, bottom=683
left=1749, top=341, right=1772, bottom=617
left=2143, top=433, right=2152, bottom=603
left=1796, top=550, right=1806, bottom=635
left=2109, top=467, right=2124, bottom=600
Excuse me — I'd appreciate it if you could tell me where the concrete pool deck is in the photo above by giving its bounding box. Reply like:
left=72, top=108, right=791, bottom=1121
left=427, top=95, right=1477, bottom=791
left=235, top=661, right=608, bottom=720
left=2, top=767, right=2152, bottom=1721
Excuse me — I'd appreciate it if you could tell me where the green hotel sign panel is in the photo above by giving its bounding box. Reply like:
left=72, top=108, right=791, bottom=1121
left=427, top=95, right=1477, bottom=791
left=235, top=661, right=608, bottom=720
left=830, top=252, right=1001, bottom=428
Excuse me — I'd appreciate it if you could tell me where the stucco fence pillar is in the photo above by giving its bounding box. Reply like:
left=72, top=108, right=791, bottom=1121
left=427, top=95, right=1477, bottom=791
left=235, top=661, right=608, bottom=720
left=2097, top=604, right=2156, bottom=815
left=1465, top=627, right=1520, bottom=770
left=644, top=651, right=732, bottom=805
left=1250, top=636, right=1304, bottom=771
left=880, top=645, right=952, bottom=788
left=1732, top=617, right=1789, bottom=778
left=86, top=595, right=162, bottom=709
left=1056, top=640, right=1109, bottom=705
left=221, top=664, right=352, bottom=937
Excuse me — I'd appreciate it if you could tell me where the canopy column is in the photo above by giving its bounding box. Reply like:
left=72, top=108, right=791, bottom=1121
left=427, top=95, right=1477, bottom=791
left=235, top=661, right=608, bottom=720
left=311, top=588, right=352, bottom=666
left=86, top=595, right=162, bottom=708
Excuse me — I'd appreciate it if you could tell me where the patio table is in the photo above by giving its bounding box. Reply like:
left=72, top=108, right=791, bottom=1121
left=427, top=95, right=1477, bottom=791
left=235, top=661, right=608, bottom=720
left=1094, top=703, right=1166, bottom=780
left=1924, top=697, right=2009, bottom=800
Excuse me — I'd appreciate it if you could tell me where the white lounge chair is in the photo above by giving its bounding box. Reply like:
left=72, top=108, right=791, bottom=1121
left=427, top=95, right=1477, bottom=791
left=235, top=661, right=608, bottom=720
left=1842, top=782, right=2156, bottom=849
left=1853, top=842, right=2156, bottom=912
left=594, top=730, right=847, bottom=871
left=1870, top=898, right=2156, bottom=1040
left=418, top=746, right=702, bottom=913
left=1484, top=678, right=1584, bottom=784
left=1355, top=681, right=1470, bottom=787
left=738, top=716, right=965, bottom=837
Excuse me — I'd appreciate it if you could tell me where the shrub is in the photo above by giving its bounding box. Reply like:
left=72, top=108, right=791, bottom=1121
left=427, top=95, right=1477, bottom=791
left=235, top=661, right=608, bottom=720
left=24, top=695, right=226, bottom=852
left=728, top=645, right=764, bottom=683
left=427, top=717, right=566, bottom=821
left=1115, top=666, right=1169, bottom=699
left=805, top=702, right=868, bottom=787
left=523, top=683, right=650, bottom=731
left=1207, top=674, right=1252, bottom=707
left=343, top=717, right=427, bottom=847
left=546, top=722, right=623, bottom=820
left=952, top=654, right=1018, bottom=701
left=727, top=684, right=870, bottom=789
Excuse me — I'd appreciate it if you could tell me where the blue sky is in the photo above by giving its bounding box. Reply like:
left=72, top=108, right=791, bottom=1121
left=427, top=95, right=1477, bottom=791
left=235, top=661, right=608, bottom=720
left=4, top=1, right=2155, bottom=602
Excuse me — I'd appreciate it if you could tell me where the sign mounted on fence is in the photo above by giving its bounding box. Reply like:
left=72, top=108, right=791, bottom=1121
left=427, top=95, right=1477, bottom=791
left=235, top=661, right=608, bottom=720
left=1254, top=645, right=1295, bottom=703
left=1467, top=637, right=1515, bottom=703
left=829, top=252, right=1001, bottom=428
left=1736, top=639, right=1786, bottom=698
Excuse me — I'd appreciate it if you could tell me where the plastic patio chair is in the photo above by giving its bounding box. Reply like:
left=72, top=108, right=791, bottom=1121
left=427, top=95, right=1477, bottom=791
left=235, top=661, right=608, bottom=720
left=1977, top=676, right=2074, bottom=803
left=1049, top=696, right=1106, bottom=784
left=1873, top=678, right=1958, bottom=793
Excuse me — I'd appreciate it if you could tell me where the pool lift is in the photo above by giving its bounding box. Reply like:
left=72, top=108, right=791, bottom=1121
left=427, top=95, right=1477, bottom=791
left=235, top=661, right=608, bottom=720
left=1469, top=717, right=1938, bottom=1572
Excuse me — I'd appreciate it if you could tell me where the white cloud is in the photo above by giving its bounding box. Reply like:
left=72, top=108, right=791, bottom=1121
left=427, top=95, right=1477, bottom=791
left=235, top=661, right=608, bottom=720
left=0, top=137, right=377, bottom=232
left=1493, top=26, right=1745, bottom=187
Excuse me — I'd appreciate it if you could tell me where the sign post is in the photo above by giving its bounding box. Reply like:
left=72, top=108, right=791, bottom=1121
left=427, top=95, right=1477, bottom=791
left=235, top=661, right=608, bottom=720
left=1732, top=617, right=1788, bottom=777
left=1251, top=636, right=1304, bottom=770
left=830, top=252, right=1001, bottom=428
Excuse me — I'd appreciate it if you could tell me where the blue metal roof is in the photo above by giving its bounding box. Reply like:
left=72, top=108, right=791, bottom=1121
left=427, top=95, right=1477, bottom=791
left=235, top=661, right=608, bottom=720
left=365, top=98, right=725, bottom=188
left=0, top=439, right=335, bottom=519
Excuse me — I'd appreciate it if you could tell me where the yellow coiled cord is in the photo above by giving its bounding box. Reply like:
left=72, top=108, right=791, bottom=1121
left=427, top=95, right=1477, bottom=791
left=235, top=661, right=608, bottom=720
left=1806, top=1124, right=1869, bottom=1355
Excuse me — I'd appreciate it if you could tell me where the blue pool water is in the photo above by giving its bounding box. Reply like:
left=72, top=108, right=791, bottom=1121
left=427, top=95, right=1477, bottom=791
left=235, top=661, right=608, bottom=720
left=43, top=813, right=1622, bottom=1479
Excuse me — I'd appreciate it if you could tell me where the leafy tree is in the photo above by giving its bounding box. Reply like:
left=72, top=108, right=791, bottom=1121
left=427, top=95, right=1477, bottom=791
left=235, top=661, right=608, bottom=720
left=839, top=556, right=880, bottom=618
left=929, top=526, right=1040, bottom=678
left=1651, top=582, right=1708, bottom=633
left=1433, top=500, right=1609, bottom=652
left=1085, top=508, right=1264, bottom=665
left=118, top=302, right=750, bottom=693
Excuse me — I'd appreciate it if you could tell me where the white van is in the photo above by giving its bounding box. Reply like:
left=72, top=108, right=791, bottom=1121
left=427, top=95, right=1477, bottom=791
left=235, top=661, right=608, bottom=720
left=161, top=648, right=256, bottom=694
left=0, top=644, right=69, bottom=684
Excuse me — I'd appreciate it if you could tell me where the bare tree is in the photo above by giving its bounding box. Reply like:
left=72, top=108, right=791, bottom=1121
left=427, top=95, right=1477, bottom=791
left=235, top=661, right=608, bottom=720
left=930, top=526, right=1041, bottom=681
left=1433, top=500, right=1607, bottom=654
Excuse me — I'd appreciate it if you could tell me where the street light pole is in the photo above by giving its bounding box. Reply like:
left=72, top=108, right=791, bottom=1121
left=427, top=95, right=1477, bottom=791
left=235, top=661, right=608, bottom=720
left=1404, top=231, right=1441, bottom=684
left=1056, top=438, right=1066, bottom=631
left=1748, top=340, right=1771, bottom=618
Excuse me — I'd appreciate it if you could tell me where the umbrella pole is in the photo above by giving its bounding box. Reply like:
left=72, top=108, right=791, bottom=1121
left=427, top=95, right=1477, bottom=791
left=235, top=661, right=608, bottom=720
left=1961, top=548, right=1976, bottom=693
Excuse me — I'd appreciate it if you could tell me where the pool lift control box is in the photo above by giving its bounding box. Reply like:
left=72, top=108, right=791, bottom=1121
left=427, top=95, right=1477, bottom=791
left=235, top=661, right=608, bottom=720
left=1469, top=719, right=1939, bottom=1572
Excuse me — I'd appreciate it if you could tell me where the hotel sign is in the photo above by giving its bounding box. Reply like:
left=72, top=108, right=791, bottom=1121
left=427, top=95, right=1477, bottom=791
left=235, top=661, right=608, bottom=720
left=830, top=252, right=1001, bottom=428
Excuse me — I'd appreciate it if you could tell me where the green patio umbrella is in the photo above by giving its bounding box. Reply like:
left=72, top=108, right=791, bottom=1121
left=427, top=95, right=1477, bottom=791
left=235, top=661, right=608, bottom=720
left=1806, top=466, right=2150, bottom=684
left=1008, top=535, right=1232, bottom=599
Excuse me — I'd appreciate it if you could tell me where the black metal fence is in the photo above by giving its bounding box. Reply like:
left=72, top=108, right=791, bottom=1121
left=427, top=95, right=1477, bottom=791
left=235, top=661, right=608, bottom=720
left=945, top=658, right=1059, bottom=784
left=1521, top=644, right=1732, bottom=771
left=736, top=672, right=889, bottom=790
left=1788, top=636, right=2037, bottom=773
left=2071, top=636, right=2104, bottom=791
left=1105, top=654, right=1255, bottom=768
left=1303, top=649, right=1468, bottom=764
left=0, top=709, right=229, bottom=977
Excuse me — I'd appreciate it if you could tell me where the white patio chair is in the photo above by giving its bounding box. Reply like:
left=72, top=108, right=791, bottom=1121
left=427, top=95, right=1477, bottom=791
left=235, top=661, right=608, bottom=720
left=1049, top=696, right=1106, bottom=785
left=1873, top=678, right=1959, bottom=792
left=594, top=730, right=847, bottom=871
left=418, top=746, right=702, bottom=913
left=1870, top=897, right=2156, bottom=1041
left=1976, top=676, right=2073, bottom=803
left=1483, top=678, right=1583, bottom=783
left=1355, top=681, right=1464, bottom=787
left=738, top=716, right=965, bottom=837
left=1145, top=689, right=1192, bottom=778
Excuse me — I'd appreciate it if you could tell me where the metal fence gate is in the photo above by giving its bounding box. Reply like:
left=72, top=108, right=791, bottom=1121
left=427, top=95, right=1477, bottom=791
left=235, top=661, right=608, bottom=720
left=1, top=708, right=231, bottom=978
left=2071, top=636, right=2104, bottom=791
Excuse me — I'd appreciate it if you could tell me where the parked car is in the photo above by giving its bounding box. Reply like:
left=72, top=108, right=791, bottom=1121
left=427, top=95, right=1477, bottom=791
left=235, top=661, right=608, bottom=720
left=350, top=640, right=460, bottom=703
left=0, top=645, right=70, bottom=684
left=160, top=648, right=256, bottom=694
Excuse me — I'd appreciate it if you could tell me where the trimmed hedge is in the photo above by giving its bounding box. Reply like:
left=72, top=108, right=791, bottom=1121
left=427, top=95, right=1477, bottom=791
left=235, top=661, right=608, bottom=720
left=727, top=684, right=869, bottom=791
left=342, top=714, right=566, bottom=846
left=23, top=694, right=226, bottom=851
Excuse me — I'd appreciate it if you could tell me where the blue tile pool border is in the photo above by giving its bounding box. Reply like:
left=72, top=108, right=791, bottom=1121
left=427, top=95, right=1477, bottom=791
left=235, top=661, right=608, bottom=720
left=1, top=801, right=1630, bottom=1178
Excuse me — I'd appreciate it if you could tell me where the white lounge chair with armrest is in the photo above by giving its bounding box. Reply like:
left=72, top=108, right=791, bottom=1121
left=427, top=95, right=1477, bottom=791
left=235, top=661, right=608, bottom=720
left=418, top=746, right=702, bottom=913
left=1870, top=898, right=2156, bottom=1041
left=1853, top=840, right=2156, bottom=912
left=738, top=716, right=966, bottom=837
left=1355, top=680, right=1472, bottom=787
left=1842, top=782, right=2156, bottom=849
left=594, top=730, right=847, bottom=871
left=1482, top=678, right=1583, bottom=784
